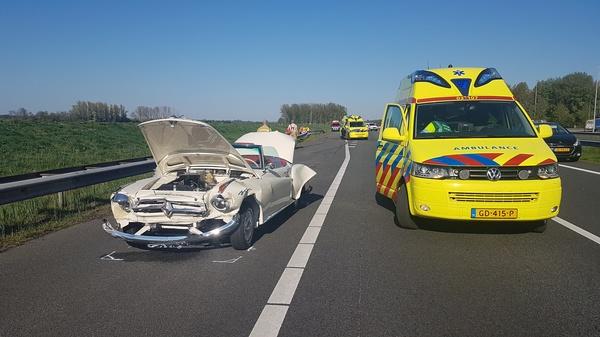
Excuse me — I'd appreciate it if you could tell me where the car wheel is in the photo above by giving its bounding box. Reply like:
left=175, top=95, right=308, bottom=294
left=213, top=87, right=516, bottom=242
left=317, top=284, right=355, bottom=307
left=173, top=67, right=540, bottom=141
left=230, top=205, right=256, bottom=250
left=394, top=183, right=418, bottom=229
left=531, top=220, right=547, bottom=233
left=294, top=185, right=309, bottom=209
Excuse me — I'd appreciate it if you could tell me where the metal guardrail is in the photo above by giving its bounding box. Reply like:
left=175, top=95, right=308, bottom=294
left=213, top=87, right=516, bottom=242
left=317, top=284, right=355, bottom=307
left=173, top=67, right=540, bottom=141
left=0, top=157, right=155, bottom=205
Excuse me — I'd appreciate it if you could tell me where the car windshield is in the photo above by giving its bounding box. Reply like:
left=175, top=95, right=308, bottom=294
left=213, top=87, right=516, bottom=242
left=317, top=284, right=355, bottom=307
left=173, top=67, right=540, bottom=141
left=234, top=146, right=262, bottom=169
left=349, top=122, right=364, bottom=127
left=414, top=101, right=536, bottom=139
left=549, top=123, right=569, bottom=135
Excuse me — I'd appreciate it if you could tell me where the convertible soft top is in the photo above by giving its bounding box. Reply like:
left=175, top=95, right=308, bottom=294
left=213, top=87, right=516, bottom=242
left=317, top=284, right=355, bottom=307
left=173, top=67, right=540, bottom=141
left=236, top=131, right=295, bottom=164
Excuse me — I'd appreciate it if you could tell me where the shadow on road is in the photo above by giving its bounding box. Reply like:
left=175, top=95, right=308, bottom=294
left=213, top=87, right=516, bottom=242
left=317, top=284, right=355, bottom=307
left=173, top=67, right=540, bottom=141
left=374, top=192, right=541, bottom=235
left=254, top=191, right=323, bottom=242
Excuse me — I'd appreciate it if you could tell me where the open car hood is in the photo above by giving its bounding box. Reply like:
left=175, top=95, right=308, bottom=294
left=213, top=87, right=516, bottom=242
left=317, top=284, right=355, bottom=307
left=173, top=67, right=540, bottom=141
left=235, top=131, right=295, bottom=164
left=139, top=118, right=252, bottom=174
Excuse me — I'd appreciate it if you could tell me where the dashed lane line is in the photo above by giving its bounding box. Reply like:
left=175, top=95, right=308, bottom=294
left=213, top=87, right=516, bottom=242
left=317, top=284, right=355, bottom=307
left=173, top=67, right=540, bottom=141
left=558, top=164, right=600, bottom=176
left=552, top=217, right=600, bottom=245
left=249, top=141, right=351, bottom=337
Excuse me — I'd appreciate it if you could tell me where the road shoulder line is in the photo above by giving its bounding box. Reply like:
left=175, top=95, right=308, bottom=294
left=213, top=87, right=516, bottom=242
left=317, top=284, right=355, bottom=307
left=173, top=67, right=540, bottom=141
left=558, top=164, right=600, bottom=176
left=552, top=217, right=600, bottom=245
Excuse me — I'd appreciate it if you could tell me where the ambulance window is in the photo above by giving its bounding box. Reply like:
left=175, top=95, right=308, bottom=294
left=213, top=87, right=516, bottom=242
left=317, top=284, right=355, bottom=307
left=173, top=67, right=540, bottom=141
left=384, top=105, right=403, bottom=131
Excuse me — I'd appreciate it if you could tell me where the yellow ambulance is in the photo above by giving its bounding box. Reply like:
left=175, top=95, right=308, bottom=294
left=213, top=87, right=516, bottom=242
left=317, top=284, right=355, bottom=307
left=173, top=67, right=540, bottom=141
left=375, top=67, right=561, bottom=232
left=341, top=115, right=369, bottom=139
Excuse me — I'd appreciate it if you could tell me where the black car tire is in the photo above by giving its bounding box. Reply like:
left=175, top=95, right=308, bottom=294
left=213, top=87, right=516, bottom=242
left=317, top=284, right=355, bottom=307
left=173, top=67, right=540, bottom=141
left=395, top=183, right=418, bottom=230
left=230, top=206, right=256, bottom=250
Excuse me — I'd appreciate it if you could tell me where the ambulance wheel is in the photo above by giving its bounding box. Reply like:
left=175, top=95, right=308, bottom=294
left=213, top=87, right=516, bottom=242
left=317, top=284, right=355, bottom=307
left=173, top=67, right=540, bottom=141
left=395, top=183, right=418, bottom=229
left=531, top=220, right=547, bottom=233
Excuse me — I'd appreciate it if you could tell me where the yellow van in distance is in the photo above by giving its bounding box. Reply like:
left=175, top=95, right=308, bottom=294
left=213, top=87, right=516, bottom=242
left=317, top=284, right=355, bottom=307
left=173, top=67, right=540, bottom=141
left=375, top=67, right=561, bottom=232
left=341, top=115, right=369, bottom=139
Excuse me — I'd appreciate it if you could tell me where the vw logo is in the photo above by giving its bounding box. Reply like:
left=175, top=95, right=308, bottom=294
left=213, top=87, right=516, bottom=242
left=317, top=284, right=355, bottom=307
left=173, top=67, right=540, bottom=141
left=486, top=167, right=502, bottom=181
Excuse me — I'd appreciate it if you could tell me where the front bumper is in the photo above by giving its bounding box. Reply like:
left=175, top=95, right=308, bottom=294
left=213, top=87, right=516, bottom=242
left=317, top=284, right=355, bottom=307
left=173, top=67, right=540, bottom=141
left=407, top=176, right=561, bottom=221
left=102, top=216, right=239, bottom=248
left=552, top=145, right=582, bottom=161
left=348, top=131, right=369, bottom=139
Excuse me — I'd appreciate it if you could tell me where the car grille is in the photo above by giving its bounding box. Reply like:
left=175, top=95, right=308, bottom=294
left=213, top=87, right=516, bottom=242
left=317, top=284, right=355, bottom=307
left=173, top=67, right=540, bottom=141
left=460, top=167, right=533, bottom=180
left=449, top=192, right=539, bottom=203
left=132, top=199, right=207, bottom=215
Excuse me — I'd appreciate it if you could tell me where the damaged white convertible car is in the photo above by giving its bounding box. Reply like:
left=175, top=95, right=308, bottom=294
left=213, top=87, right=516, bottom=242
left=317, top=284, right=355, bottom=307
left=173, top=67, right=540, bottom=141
left=102, top=118, right=316, bottom=250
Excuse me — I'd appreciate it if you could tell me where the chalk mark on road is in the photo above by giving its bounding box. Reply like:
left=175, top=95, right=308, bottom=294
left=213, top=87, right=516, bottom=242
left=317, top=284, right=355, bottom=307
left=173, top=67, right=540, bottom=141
left=100, top=251, right=124, bottom=261
left=212, top=256, right=242, bottom=264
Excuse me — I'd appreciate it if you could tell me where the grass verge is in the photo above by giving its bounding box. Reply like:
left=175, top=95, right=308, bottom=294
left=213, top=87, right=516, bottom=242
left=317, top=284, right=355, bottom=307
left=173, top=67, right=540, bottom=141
left=580, top=146, right=600, bottom=165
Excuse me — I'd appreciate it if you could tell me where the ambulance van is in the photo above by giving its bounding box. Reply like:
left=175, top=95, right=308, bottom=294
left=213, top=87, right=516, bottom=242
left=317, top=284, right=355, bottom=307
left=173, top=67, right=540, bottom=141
left=375, top=67, right=561, bottom=232
left=342, top=115, right=369, bottom=139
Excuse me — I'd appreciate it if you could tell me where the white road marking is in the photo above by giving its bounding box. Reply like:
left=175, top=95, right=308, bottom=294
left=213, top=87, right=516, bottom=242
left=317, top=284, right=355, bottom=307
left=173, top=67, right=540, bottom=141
left=558, top=164, right=600, bottom=176
left=247, top=246, right=256, bottom=251
left=212, top=256, right=242, bottom=264
left=552, top=217, right=600, bottom=245
left=299, top=227, right=321, bottom=244
left=100, top=251, right=124, bottom=261
left=287, top=244, right=314, bottom=268
left=267, top=267, right=304, bottom=304
left=249, top=305, right=288, bottom=337
left=248, top=141, right=350, bottom=337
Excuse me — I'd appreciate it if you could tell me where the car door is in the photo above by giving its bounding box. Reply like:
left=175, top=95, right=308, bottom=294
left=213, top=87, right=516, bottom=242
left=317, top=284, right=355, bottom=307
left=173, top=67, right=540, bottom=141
left=375, top=103, right=408, bottom=198
left=260, top=157, right=293, bottom=216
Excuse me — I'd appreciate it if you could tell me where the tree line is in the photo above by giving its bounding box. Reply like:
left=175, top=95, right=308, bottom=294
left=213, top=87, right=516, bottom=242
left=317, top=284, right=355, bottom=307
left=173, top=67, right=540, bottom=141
left=3, top=102, right=176, bottom=122
left=279, top=103, right=347, bottom=124
left=511, top=72, right=597, bottom=127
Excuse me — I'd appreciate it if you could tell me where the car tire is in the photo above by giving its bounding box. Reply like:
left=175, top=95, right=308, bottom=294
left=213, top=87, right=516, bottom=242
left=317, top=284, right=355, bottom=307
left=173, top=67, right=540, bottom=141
left=395, top=183, right=418, bottom=229
left=531, top=220, right=547, bottom=233
left=294, top=185, right=309, bottom=209
left=230, top=205, right=256, bottom=250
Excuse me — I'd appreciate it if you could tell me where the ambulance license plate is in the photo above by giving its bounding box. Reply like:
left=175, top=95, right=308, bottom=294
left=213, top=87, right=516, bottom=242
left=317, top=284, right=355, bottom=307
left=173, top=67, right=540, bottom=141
left=471, top=208, right=518, bottom=219
left=553, top=147, right=570, bottom=153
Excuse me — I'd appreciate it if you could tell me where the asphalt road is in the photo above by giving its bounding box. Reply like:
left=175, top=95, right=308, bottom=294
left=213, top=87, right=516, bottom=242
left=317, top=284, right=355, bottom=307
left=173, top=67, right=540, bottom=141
left=1, top=132, right=599, bottom=337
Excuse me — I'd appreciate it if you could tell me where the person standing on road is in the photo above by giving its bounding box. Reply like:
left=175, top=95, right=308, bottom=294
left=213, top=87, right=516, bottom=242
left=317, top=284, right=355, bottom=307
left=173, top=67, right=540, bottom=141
left=257, top=120, right=271, bottom=132
left=286, top=120, right=298, bottom=140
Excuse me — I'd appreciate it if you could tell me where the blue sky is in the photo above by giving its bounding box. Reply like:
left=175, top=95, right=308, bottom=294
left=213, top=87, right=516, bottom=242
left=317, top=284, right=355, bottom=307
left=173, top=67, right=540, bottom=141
left=1, top=0, right=599, bottom=120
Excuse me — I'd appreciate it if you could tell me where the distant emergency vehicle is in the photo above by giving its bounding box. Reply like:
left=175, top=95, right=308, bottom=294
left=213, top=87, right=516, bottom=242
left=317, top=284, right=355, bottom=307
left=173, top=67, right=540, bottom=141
left=341, top=115, right=369, bottom=139
left=331, top=120, right=341, bottom=131
left=375, top=67, right=561, bottom=232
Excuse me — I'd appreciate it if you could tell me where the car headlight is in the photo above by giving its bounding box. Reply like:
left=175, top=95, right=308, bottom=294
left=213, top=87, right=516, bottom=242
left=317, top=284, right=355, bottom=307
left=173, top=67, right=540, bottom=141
left=412, top=163, right=454, bottom=179
left=111, top=192, right=131, bottom=211
left=574, top=139, right=580, bottom=146
left=211, top=194, right=231, bottom=212
left=537, top=164, right=559, bottom=179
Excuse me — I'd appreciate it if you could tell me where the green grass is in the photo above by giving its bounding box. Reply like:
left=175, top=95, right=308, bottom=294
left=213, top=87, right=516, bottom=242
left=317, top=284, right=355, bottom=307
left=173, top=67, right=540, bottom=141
left=0, top=119, right=289, bottom=249
left=581, top=146, right=600, bottom=164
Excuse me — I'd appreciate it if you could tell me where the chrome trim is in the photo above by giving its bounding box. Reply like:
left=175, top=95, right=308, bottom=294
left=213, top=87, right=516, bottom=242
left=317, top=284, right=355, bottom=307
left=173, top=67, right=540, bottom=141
left=102, top=216, right=238, bottom=246
left=131, top=199, right=207, bottom=217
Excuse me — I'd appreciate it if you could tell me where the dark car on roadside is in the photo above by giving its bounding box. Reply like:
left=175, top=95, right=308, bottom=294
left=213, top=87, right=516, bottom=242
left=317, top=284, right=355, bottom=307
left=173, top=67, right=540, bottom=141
left=534, top=122, right=582, bottom=161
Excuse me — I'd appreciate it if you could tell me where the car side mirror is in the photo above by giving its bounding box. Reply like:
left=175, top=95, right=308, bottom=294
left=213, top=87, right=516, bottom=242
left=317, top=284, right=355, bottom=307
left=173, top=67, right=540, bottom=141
left=382, top=127, right=406, bottom=143
left=537, top=124, right=553, bottom=139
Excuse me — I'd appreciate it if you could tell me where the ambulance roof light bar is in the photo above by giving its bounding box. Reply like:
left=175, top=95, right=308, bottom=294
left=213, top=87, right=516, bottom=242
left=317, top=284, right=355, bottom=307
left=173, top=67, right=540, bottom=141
left=411, top=70, right=451, bottom=88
